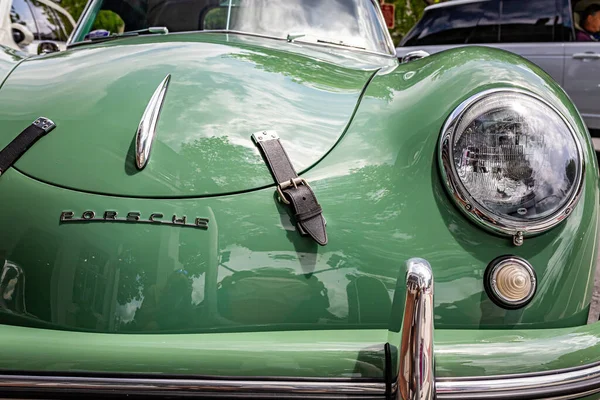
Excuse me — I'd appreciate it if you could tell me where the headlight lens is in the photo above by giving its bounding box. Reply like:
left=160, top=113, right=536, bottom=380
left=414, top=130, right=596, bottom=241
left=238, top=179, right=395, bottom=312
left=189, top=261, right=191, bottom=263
left=439, top=89, right=584, bottom=238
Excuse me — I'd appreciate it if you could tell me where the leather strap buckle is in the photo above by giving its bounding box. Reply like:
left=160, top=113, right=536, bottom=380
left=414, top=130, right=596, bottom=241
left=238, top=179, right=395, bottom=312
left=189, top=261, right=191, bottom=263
left=277, top=177, right=309, bottom=204
left=251, top=130, right=328, bottom=245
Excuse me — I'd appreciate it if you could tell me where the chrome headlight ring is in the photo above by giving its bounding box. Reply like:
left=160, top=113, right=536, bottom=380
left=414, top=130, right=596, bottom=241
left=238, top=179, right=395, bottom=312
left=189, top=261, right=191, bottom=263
left=439, top=88, right=585, bottom=246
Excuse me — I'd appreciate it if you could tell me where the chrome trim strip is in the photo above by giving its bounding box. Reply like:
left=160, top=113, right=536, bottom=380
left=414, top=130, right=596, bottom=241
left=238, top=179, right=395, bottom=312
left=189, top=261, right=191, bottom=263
left=401, top=50, right=430, bottom=63
left=397, top=258, right=434, bottom=400
left=67, top=0, right=100, bottom=45
left=0, top=374, right=386, bottom=398
left=436, top=361, right=600, bottom=400
left=438, top=88, right=585, bottom=239
left=135, top=74, right=170, bottom=170
left=370, top=0, right=396, bottom=55
left=2, top=361, right=600, bottom=400
left=588, top=259, right=600, bottom=324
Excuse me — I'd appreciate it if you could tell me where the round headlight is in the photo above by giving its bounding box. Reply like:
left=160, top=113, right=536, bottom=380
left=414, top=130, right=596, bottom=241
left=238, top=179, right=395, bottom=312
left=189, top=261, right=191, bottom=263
left=439, top=89, right=584, bottom=242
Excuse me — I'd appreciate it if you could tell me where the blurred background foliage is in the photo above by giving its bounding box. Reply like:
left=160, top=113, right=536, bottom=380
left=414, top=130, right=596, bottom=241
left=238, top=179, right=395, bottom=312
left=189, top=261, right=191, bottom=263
left=92, top=10, right=124, bottom=33
left=60, top=0, right=124, bottom=33
left=58, top=0, right=447, bottom=44
left=58, top=0, right=88, bottom=22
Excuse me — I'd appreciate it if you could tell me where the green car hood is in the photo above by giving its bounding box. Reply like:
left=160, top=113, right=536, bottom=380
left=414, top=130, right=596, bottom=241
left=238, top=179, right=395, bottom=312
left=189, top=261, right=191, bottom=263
left=0, top=34, right=376, bottom=197
left=0, top=47, right=24, bottom=83
left=0, top=41, right=597, bottom=336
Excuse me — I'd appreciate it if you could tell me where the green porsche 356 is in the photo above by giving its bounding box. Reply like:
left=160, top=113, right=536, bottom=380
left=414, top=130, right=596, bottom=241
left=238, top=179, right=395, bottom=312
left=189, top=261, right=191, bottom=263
left=0, top=0, right=598, bottom=398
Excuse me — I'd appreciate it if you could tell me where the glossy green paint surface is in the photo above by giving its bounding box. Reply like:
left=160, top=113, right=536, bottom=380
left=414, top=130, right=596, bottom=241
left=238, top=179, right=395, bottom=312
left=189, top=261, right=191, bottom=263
left=0, top=47, right=24, bottom=87
left=434, top=322, right=600, bottom=377
left=0, top=36, right=598, bottom=376
left=333, top=47, right=600, bottom=330
left=1, top=321, right=600, bottom=379
left=0, top=44, right=597, bottom=334
left=0, top=324, right=389, bottom=378
left=0, top=34, right=380, bottom=197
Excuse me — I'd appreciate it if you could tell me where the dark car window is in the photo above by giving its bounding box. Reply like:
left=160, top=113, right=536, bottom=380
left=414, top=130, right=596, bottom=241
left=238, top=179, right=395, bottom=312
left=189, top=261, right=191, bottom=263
left=499, top=0, right=562, bottom=42
left=401, top=0, right=499, bottom=46
left=9, top=0, right=38, bottom=36
left=29, top=0, right=63, bottom=41
left=559, top=0, right=573, bottom=41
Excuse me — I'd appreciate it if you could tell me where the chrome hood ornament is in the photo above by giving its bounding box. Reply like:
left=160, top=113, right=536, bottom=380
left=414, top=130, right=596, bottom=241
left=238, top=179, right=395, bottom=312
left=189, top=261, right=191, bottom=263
left=135, top=74, right=171, bottom=170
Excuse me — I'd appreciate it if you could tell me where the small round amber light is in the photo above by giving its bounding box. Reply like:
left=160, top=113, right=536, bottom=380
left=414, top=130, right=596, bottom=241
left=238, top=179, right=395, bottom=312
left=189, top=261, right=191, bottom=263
left=485, top=257, right=536, bottom=309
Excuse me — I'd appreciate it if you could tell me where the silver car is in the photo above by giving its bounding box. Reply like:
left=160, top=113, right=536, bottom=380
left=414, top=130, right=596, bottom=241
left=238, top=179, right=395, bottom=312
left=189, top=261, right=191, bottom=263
left=396, top=0, right=600, bottom=134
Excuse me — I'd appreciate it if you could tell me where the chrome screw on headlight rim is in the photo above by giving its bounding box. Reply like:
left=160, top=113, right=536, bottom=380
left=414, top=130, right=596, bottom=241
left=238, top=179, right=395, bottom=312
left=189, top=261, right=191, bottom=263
left=439, top=88, right=585, bottom=245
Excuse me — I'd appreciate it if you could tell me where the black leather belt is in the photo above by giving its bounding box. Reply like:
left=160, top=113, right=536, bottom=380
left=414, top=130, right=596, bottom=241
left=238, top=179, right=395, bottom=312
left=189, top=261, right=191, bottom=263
left=0, top=117, right=56, bottom=176
left=252, top=131, right=328, bottom=246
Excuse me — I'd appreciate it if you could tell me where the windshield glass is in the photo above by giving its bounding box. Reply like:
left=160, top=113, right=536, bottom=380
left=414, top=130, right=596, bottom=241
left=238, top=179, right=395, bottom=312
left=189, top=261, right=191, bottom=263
left=73, top=0, right=394, bottom=54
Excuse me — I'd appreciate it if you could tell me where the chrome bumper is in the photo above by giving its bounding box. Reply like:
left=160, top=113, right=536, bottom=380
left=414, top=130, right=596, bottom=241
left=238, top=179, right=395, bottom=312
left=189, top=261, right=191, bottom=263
left=1, top=366, right=600, bottom=399
left=0, top=259, right=599, bottom=400
left=436, top=364, right=600, bottom=399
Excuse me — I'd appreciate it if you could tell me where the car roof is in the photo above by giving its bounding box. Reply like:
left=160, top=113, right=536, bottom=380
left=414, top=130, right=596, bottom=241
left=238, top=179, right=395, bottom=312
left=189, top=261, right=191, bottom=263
left=425, top=0, right=492, bottom=12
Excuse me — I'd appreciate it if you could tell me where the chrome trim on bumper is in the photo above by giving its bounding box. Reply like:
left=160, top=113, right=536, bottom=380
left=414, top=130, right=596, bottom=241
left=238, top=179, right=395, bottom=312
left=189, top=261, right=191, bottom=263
left=587, top=259, right=600, bottom=324
left=436, top=361, right=600, bottom=400
left=3, top=362, right=600, bottom=400
left=397, top=258, right=434, bottom=400
left=0, top=374, right=386, bottom=398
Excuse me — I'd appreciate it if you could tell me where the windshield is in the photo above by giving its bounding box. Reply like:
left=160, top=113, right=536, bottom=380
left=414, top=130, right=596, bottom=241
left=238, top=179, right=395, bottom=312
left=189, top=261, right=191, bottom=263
left=72, top=0, right=394, bottom=54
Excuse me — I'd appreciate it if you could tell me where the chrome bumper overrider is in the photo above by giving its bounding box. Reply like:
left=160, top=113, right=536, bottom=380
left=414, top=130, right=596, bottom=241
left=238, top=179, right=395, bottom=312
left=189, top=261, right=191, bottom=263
left=397, top=258, right=434, bottom=400
left=0, top=259, right=599, bottom=399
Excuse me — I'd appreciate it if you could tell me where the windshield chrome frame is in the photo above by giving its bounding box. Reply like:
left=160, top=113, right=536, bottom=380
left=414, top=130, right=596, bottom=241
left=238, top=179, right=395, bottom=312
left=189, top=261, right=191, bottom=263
left=67, top=0, right=396, bottom=56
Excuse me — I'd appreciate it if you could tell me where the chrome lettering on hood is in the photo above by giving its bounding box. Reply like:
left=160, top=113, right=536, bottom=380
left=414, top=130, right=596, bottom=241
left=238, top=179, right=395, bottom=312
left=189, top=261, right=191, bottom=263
left=59, top=210, right=209, bottom=230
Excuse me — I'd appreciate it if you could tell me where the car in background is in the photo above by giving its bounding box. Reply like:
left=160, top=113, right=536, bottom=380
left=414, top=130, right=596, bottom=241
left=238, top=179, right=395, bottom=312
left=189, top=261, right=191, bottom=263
left=396, top=0, right=600, bottom=136
left=1, top=0, right=75, bottom=53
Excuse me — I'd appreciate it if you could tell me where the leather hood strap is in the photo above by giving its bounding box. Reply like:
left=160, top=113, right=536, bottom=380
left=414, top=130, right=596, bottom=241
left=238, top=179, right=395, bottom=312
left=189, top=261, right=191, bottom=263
left=252, top=131, right=328, bottom=246
left=0, top=117, right=55, bottom=176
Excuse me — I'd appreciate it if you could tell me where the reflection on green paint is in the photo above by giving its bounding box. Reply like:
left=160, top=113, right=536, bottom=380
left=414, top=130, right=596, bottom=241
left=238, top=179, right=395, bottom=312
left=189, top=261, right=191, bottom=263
left=0, top=35, right=597, bottom=380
